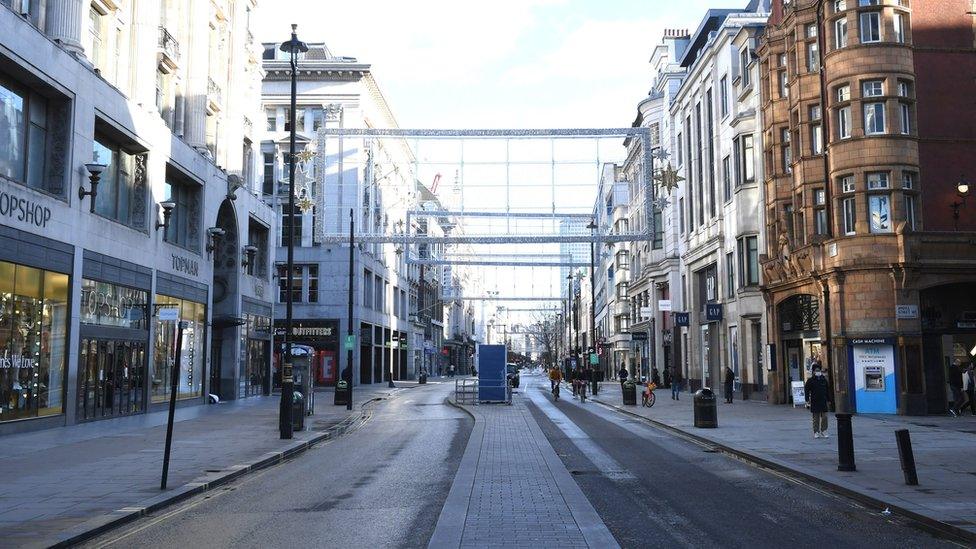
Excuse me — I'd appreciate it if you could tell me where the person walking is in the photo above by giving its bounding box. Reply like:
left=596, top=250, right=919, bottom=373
left=651, top=367, right=661, bottom=388
left=618, top=366, right=629, bottom=386
left=570, top=366, right=579, bottom=396
left=671, top=366, right=683, bottom=401
left=948, top=360, right=965, bottom=417
left=724, top=366, right=735, bottom=404
left=663, top=367, right=672, bottom=389
left=804, top=364, right=830, bottom=438
left=960, top=363, right=975, bottom=415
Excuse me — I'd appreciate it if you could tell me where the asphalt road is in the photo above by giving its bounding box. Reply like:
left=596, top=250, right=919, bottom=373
left=83, top=382, right=471, bottom=549
left=523, top=373, right=958, bottom=549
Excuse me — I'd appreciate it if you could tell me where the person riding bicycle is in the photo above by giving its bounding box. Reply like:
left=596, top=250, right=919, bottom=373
left=549, top=367, right=563, bottom=391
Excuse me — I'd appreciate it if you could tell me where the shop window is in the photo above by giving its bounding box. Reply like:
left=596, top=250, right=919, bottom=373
left=164, top=168, right=201, bottom=251
left=152, top=295, right=206, bottom=403
left=843, top=197, right=856, bottom=235
left=869, top=194, right=892, bottom=233
left=0, top=262, right=69, bottom=423
left=241, top=313, right=271, bottom=396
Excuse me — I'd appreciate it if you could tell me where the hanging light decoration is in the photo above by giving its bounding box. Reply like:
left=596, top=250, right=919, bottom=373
left=294, top=147, right=317, bottom=213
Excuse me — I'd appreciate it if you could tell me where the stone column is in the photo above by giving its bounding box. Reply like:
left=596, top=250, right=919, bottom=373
left=183, top=0, right=210, bottom=152
left=130, top=0, right=161, bottom=110
left=45, top=0, right=85, bottom=55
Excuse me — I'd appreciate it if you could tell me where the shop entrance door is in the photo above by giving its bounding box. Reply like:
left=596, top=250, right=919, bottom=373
left=78, top=338, right=146, bottom=421
left=785, top=340, right=801, bottom=404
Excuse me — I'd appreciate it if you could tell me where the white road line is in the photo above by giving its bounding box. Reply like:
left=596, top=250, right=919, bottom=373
left=526, top=379, right=636, bottom=481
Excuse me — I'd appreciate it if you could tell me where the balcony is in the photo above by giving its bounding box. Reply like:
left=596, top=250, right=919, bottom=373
left=207, top=78, right=223, bottom=113
left=158, top=27, right=181, bottom=72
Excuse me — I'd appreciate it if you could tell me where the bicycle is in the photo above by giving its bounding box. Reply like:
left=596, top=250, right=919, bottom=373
left=552, top=382, right=560, bottom=401
left=642, top=382, right=657, bottom=408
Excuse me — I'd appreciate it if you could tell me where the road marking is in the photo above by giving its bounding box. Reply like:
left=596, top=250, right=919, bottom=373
left=526, top=380, right=635, bottom=481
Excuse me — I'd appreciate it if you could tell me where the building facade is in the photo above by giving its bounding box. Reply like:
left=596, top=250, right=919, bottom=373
left=759, top=0, right=976, bottom=414
left=670, top=2, right=770, bottom=395
left=0, top=0, right=274, bottom=435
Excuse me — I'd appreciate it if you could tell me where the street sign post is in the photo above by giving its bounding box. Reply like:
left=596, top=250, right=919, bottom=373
left=160, top=317, right=187, bottom=490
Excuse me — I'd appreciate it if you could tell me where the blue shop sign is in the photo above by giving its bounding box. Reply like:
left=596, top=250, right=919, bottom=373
left=705, top=303, right=723, bottom=322
left=672, top=312, right=690, bottom=327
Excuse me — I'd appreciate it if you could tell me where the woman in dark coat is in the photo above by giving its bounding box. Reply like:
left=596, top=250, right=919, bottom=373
left=804, top=365, right=831, bottom=438
left=724, top=366, right=735, bottom=403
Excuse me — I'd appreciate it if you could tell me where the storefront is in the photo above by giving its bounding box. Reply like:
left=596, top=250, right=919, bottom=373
left=0, top=261, right=69, bottom=423
left=241, top=312, right=272, bottom=397
left=776, top=294, right=822, bottom=404
left=78, top=278, right=150, bottom=421
left=152, top=294, right=206, bottom=404
left=272, top=318, right=338, bottom=388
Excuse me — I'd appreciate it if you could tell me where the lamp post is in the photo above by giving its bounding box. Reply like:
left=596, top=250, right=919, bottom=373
left=951, top=176, right=970, bottom=230
left=587, top=219, right=598, bottom=392
left=278, top=25, right=308, bottom=439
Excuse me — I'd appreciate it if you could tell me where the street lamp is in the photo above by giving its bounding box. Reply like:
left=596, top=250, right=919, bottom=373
left=278, top=24, right=308, bottom=440
left=586, top=219, right=598, bottom=392
left=951, top=176, right=970, bottom=230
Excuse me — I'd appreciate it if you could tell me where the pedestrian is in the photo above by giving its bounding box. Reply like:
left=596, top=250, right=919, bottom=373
left=570, top=367, right=579, bottom=396
left=449, top=364, right=456, bottom=377
left=960, top=364, right=975, bottom=415
left=663, top=367, right=672, bottom=389
left=671, top=366, right=683, bottom=401
left=948, top=360, right=965, bottom=417
left=804, top=364, right=830, bottom=438
left=724, top=366, right=735, bottom=404
left=651, top=367, right=661, bottom=387
left=618, top=366, right=629, bottom=386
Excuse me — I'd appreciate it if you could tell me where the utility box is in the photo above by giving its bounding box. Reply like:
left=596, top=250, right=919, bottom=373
left=477, top=344, right=508, bottom=402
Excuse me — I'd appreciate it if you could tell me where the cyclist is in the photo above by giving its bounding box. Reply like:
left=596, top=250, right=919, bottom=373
left=548, top=367, right=563, bottom=392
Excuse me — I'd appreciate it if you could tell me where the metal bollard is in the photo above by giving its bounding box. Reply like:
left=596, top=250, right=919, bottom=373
left=895, top=429, right=919, bottom=485
left=835, top=413, right=856, bottom=472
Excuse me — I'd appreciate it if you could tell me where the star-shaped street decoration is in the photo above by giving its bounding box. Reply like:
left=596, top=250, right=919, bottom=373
left=655, top=162, right=684, bottom=195
left=296, top=195, right=315, bottom=213
left=295, top=148, right=316, bottom=164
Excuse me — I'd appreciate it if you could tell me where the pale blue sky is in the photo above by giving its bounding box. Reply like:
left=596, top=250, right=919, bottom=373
left=256, top=0, right=749, bottom=129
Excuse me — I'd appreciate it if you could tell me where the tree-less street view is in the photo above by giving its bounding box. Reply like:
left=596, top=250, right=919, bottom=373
left=1, top=0, right=976, bottom=548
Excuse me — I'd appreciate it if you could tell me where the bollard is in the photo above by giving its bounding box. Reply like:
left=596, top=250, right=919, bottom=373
left=895, top=429, right=919, bottom=485
left=835, top=413, right=856, bottom=472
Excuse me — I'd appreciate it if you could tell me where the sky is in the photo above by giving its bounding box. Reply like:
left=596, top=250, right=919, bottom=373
left=254, top=0, right=751, bottom=328
left=254, top=0, right=750, bottom=129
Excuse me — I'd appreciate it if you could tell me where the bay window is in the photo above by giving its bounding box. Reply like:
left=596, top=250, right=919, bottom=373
left=869, top=194, right=891, bottom=233
left=864, top=102, right=886, bottom=134
left=843, top=197, right=856, bottom=235
left=859, top=12, right=881, bottom=43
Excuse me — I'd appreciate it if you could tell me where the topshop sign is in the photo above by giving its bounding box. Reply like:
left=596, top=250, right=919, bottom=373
left=0, top=188, right=52, bottom=228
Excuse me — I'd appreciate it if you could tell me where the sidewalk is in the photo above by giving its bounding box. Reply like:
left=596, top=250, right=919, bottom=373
left=430, top=393, right=618, bottom=549
left=591, top=382, right=976, bottom=541
left=0, top=384, right=404, bottom=548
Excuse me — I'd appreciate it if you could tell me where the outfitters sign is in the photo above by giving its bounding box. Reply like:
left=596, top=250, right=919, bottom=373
left=0, top=188, right=52, bottom=228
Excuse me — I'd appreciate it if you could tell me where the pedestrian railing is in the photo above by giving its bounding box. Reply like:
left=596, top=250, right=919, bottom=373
left=455, top=378, right=478, bottom=405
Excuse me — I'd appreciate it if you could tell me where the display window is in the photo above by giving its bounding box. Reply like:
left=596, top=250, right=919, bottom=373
left=152, top=295, right=206, bottom=402
left=0, top=261, right=69, bottom=422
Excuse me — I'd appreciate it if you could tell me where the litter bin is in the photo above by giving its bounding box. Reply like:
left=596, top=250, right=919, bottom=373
left=334, top=380, right=350, bottom=406
left=693, top=388, right=718, bottom=428
left=292, top=391, right=305, bottom=431
left=621, top=381, right=637, bottom=406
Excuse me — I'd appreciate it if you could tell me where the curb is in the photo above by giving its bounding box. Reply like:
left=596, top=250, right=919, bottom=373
left=591, top=396, right=976, bottom=545
left=45, top=394, right=392, bottom=548
left=428, top=398, right=484, bottom=549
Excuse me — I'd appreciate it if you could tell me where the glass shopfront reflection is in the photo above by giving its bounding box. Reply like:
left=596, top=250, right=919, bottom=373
left=77, top=279, right=149, bottom=421
left=0, top=261, right=69, bottom=423
left=240, top=314, right=270, bottom=398
left=152, top=295, right=206, bottom=403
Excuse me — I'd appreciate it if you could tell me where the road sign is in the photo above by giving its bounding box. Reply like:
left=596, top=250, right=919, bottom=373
left=589, top=353, right=598, bottom=365
left=344, top=334, right=355, bottom=350
left=659, top=299, right=672, bottom=311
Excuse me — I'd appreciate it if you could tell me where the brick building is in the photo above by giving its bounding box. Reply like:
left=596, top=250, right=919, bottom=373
left=759, top=0, right=976, bottom=415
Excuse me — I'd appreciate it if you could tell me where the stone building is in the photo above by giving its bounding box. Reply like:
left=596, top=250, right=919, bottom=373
left=669, top=2, right=771, bottom=395
left=759, top=0, right=976, bottom=414
left=0, top=0, right=274, bottom=435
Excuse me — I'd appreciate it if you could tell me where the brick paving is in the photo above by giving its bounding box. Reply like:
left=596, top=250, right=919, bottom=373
left=0, top=384, right=403, bottom=548
left=592, top=382, right=976, bottom=538
left=432, top=392, right=617, bottom=549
